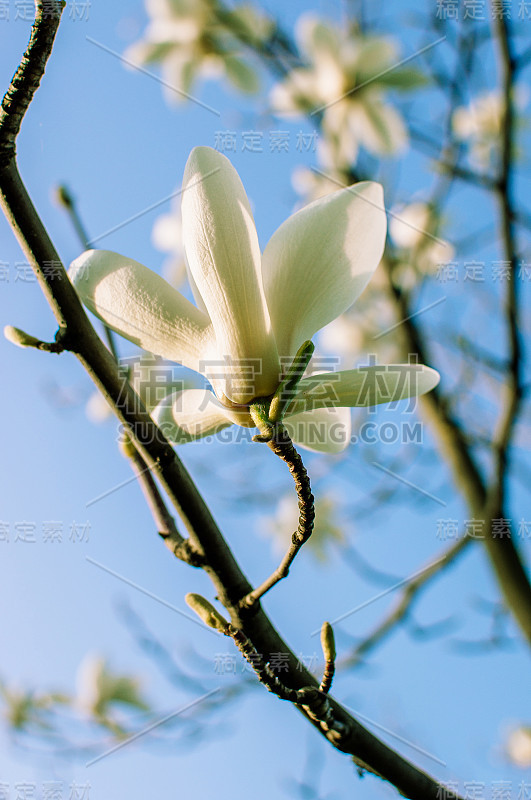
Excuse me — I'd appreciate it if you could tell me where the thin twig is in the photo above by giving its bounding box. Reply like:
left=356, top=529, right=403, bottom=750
left=55, top=184, right=119, bottom=362
left=123, top=440, right=205, bottom=566
left=450, top=334, right=508, bottom=375
left=344, top=536, right=472, bottom=668
left=241, top=424, right=315, bottom=608
left=489, top=9, right=524, bottom=515
left=481, top=7, right=531, bottom=646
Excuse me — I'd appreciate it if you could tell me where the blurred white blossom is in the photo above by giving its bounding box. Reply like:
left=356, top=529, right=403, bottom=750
left=226, top=2, right=275, bottom=45
left=263, top=492, right=344, bottom=561
left=506, top=726, right=531, bottom=768
left=126, top=0, right=273, bottom=104
left=152, top=202, right=187, bottom=288
left=318, top=287, right=401, bottom=367
left=390, top=202, right=454, bottom=276
left=76, top=655, right=148, bottom=722
left=271, top=15, right=425, bottom=168
left=86, top=388, right=113, bottom=424
left=291, top=163, right=347, bottom=205
left=452, top=88, right=528, bottom=169
left=319, top=313, right=365, bottom=362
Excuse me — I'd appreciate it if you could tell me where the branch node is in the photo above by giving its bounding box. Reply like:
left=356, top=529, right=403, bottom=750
left=170, top=538, right=206, bottom=568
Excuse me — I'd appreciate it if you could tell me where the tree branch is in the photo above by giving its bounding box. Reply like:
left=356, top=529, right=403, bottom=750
left=482, top=7, right=531, bottom=647
left=0, top=1, right=64, bottom=163
left=344, top=536, right=472, bottom=668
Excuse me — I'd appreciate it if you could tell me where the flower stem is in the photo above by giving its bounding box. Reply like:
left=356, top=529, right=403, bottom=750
left=242, top=421, right=315, bottom=607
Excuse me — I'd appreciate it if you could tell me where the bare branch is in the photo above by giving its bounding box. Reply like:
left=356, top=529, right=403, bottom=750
left=344, top=537, right=472, bottom=668
left=55, top=183, right=120, bottom=361
left=0, top=0, right=64, bottom=163
left=481, top=6, right=531, bottom=647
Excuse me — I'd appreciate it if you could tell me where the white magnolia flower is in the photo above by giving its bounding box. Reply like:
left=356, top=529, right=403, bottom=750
left=69, top=147, right=439, bottom=454
left=271, top=15, right=424, bottom=166
left=452, top=88, right=528, bottom=169
left=126, top=0, right=265, bottom=104
left=452, top=91, right=504, bottom=169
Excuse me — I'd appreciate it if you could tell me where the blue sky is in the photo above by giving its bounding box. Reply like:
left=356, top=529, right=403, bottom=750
left=0, top=1, right=530, bottom=799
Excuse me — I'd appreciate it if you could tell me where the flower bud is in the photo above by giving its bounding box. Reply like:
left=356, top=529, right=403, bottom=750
left=320, top=621, right=336, bottom=662
left=185, top=593, right=228, bottom=632
left=118, top=435, right=137, bottom=459
left=4, top=325, right=41, bottom=349
left=53, top=184, right=74, bottom=209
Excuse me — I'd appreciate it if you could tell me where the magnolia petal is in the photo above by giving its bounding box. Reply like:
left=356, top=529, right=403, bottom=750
left=321, top=105, right=360, bottom=165
left=181, top=147, right=279, bottom=403
left=289, top=365, right=440, bottom=413
left=296, top=14, right=340, bottom=61
left=224, top=55, right=260, bottom=94
left=284, top=406, right=351, bottom=454
left=353, top=100, right=408, bottom=155
left=262, top=181, right=386, bottom=361
left=153, top=389, right=252, bottom=443
left=124, top=40, right=175, bottom=66
left=69, top=250, right=212, bottom=372
left=377, top=67, right=428, bottom=91
left=183, top=251, right=208, bottom=314
left=353, top=38, right=398, bottom=82
left=270, top=74, right=317, bottom=115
